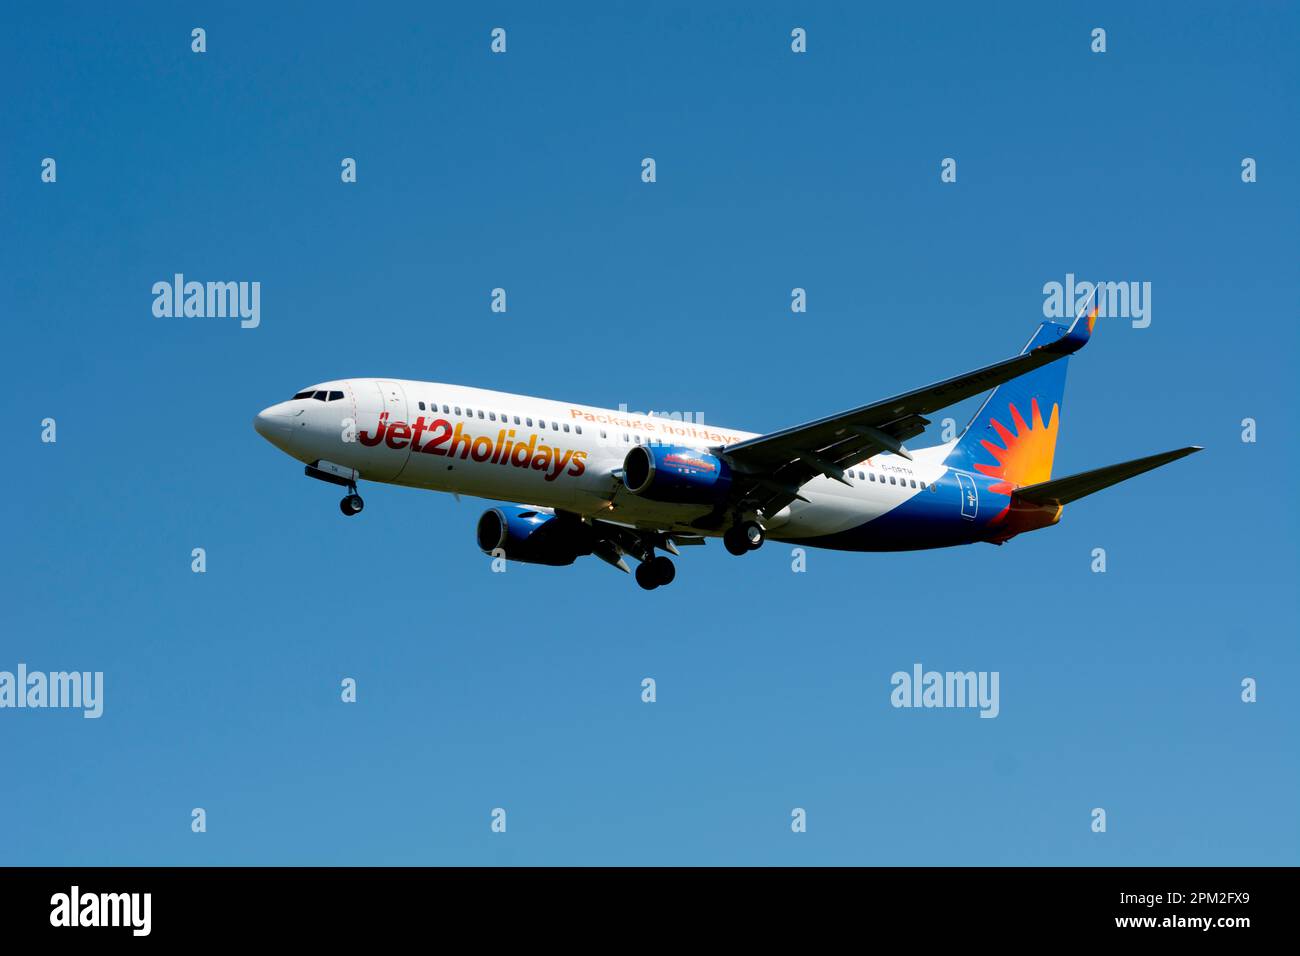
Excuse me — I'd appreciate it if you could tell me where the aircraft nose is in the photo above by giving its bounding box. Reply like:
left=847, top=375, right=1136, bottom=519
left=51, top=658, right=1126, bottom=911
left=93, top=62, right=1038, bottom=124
left=253, top=402, right=297, bottom=452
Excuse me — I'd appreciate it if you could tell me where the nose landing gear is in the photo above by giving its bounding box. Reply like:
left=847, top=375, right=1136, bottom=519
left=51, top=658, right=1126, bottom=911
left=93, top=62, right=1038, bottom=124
left=304, top=463, right=365, bottom=518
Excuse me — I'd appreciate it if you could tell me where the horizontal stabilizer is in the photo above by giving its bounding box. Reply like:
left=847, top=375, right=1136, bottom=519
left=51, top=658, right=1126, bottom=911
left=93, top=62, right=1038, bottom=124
left=1013, top=446, right=1202, bottom=506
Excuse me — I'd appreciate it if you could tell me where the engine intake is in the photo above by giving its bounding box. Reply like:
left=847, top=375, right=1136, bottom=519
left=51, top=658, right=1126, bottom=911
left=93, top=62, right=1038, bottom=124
left=622, top=444, right=732, bottom=504
left=476, top=506, right=593, bottom=566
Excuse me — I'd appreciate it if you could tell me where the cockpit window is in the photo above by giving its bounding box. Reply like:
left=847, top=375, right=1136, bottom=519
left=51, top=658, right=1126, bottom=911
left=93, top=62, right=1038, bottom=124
left=292, top=390, right=315, bottom=400
left=328, top=390, right=344, bottom=401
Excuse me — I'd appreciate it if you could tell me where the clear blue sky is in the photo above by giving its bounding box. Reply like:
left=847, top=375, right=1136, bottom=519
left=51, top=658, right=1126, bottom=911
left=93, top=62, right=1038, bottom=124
left=2, top=1, right=1296, bottom=865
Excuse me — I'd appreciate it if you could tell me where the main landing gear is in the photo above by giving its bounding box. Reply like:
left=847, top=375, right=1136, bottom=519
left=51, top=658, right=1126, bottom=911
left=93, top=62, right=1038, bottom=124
left=635, top=554, right=677, bottom=590
left=339, top=490, right=365, bottom=516
left=723, top=520, right=764, bottom=556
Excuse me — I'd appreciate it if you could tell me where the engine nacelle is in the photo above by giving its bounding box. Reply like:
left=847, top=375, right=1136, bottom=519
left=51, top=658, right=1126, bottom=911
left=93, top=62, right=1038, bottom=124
left=622, top=444, right=732, bottom=504
left=476, top=506, right=592, bottom=566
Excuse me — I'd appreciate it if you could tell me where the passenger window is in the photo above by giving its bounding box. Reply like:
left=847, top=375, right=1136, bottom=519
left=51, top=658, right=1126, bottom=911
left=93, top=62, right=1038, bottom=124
left=526, top=418, right=533, bottom=427
left=477, top=411, right=484, bottom=419
left=575, top=425, right=582, bottom=435
left=454, top=407, right=462, bottom=415
left=489, top=412, right=496, bottom=421
left=418, top=402, right=426, bottom=411
left=910, top=479, right=917, bottom=488
left=623, top=434, right=629, bottom=442
left=513, top=416, right=520, bottom=425
left=551, top=421, right=559, bottom=430
left=920, top=482, right=926, bottom=490
left=634, top=435, right=642, bottom=444
left=442, top=405, right=449, bottom=414
left=600, top=429, right=607, bottom=439
left=889, top=476, right=897, bottom=485
left=563, top=424, right=570, bottom=433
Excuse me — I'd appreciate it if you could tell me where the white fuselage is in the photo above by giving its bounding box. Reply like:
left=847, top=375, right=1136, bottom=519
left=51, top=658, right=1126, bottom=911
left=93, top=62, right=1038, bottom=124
left=254, top=378, right=953, bottom=543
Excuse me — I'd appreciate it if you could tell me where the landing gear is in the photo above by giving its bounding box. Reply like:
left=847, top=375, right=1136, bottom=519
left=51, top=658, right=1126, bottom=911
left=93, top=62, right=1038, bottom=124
left=340, top=493, right=364, bottom=516
left=723, top=520, right=764, bottom=555
left=635, top=555, right=676, bottom=590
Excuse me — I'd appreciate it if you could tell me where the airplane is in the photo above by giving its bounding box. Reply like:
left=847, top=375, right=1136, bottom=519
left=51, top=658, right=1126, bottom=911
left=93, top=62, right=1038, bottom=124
left=253, top=303, right=1200, bottom=590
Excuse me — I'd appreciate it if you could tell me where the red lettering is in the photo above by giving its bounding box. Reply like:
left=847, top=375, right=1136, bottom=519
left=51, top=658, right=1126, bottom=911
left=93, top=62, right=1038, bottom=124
left=357, top=412, right=388, bottom=447
left=386, top=422, right=412, bottom=449
left=420, top=418, right=452, bottom=455
left=409, top=416, right=428, bottom=448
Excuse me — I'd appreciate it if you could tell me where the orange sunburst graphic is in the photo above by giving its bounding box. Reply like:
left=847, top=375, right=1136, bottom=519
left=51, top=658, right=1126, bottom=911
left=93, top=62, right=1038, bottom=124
left=974, top=397, right=1060, bottom=494
left=1086, top=303, right=1100, bottom=334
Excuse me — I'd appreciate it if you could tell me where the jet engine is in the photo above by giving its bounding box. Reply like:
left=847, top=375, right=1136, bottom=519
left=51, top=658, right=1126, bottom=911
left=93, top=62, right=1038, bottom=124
left=476, top=506, right=593, bottom=566
left=621, top=444, right=732, bottom=505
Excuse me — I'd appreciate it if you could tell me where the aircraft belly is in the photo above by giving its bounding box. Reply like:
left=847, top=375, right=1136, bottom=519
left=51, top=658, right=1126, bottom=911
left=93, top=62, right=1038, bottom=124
left=773, top=479, right=993, bottom=552
left=772, top=488, right=898, bottom=538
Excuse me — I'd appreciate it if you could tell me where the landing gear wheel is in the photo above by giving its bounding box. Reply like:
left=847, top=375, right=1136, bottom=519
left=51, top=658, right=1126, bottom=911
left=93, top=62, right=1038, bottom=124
left=648, top=555, right=675, bottom=586
left=340, top=493, right=365, bottom=516
left=724, top=521, right=764, bottom=555
left=635, top=561, right=660, bottom=590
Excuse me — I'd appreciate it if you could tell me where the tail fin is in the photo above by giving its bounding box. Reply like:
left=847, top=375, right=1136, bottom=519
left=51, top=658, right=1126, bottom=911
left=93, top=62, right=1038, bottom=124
left=945, top=308, right=1097, bottom=492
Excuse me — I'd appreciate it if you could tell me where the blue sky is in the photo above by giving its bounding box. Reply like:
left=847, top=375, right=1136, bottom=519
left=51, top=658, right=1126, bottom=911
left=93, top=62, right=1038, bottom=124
left=1, top=1, right=1296, bottom=865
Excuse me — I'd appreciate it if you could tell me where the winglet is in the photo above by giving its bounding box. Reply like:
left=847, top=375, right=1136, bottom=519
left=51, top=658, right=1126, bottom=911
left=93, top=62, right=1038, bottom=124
left=1044, top=288, right=1100, bottom=357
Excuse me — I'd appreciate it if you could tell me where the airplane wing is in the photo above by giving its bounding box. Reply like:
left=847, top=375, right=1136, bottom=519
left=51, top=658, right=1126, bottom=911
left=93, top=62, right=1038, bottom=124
left=715, top=306, right=1097, bottom=518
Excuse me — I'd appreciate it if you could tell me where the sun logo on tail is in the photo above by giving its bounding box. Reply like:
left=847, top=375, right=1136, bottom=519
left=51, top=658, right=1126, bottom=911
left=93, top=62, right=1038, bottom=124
left=974, top=397, right=1060, bottom=494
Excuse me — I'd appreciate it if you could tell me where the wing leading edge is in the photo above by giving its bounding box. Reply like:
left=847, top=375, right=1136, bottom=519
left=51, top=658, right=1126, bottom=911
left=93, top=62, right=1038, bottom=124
left=715, top=305, right=1098, bottom=518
